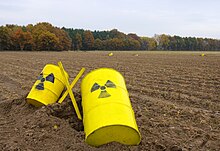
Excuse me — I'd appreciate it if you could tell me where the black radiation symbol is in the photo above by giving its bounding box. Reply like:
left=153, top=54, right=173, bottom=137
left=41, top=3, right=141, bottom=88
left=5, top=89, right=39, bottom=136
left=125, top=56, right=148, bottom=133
left=91, top=80, right=116, bottom=98
left=35, top=73, right=55, bottom=90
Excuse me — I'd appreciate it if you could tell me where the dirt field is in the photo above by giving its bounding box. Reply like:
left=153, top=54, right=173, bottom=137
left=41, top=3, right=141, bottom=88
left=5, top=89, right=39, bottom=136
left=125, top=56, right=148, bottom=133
left=0, top=51, right=219, bottom=151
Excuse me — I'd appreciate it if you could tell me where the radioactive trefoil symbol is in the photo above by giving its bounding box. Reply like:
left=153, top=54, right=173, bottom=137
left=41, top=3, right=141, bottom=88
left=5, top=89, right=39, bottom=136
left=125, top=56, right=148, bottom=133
left=91, top=80, right=116, bottom=98
left=35, top=73, right=55, bottom=90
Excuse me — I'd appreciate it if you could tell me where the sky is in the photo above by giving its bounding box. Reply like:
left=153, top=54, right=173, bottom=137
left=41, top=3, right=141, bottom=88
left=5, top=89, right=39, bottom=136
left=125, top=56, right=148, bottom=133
left=0, top=0, right=220, bottom=39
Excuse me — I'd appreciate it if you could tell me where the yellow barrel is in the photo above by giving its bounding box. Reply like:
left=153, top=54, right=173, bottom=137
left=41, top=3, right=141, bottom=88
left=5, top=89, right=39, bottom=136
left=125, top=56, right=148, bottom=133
left=27, top=64, right=69, bottom=107
left=81, top=68, right=141, bottom=146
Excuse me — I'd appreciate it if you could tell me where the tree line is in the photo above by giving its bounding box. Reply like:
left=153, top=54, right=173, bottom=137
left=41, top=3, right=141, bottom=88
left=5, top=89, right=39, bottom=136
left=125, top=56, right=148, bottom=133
left=0, top=22, right=220, bottom=51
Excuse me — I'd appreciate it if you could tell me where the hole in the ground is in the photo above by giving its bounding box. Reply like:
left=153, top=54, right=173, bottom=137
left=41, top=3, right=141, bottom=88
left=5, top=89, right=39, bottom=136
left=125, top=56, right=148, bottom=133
left=46, top=91, right=84, bottom=132
left=6, top=92, right=84, bottom=132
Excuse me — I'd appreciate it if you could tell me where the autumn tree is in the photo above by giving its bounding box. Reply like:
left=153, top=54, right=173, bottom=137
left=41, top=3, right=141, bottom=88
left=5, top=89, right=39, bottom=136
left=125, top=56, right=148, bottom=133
left=54, top=28, right=71, bottom=50
left=1, top=23, right=220, bottom=51
left=155, top=34, right=170, bottom=50
left=82, top=30, right=94, bottom=50
left=0, top=26, right=13, bottom=50
left=74, top=33, right=82, bottom=50
left=128, top=33, right=140, bottom=41
left=26, top=24, right=34, bottom=32
left=35, top=31, right=59, bottom=50
left=123, top=39, right=141, bottom=50
left=94, top=38, right=103, bottom=50
left=109, top=29, right=126, bottom=39
left=12, top=28, right=33, bottom=50
left=32, top=22, right=71, bottom=50
left=140, top=37, right=157, bottom=50
left=104, top=38, right=124, bottom=50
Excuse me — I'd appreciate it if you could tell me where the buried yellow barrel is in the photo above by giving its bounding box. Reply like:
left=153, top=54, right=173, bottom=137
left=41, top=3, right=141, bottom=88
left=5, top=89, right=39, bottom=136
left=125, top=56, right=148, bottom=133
left=27, top=64, right=69, bottom=107
left=81, top=68, right=141, bottom=146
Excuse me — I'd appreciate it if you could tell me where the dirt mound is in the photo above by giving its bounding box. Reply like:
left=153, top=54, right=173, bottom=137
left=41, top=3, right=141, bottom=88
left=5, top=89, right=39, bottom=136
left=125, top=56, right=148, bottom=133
left=0, top=93, right=84, bottom=150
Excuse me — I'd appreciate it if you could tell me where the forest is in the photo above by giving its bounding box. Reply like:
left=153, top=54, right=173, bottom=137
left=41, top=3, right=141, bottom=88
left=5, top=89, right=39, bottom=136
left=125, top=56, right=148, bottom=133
left=0, top=22, right=220, bottom=51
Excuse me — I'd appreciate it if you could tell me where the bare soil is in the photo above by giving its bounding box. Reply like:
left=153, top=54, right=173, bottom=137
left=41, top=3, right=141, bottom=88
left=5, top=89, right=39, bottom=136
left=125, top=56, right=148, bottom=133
left=0, top=51, right=219, bottom=151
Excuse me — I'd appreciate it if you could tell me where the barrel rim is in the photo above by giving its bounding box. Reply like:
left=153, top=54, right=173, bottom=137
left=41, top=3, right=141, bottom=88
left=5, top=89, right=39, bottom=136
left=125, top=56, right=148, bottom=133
left=43, top=64, right=69, bottom=79
left=81, top=68, right=124, bottom=86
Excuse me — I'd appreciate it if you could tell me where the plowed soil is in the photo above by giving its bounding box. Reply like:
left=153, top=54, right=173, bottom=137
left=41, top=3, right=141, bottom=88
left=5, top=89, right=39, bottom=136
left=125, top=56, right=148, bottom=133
left=0, top=51, right=219, bottom=151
